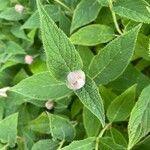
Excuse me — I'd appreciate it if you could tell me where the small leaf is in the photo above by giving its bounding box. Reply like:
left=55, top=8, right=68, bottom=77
left=107, top=85, right=136, bottom=122
left=88, top=24, right=141, bottom=85
left=97, top=0, right=109, bottom=6
left=61, top=137, right=96, bottom=150
left=83, top=107, right=101, bottom=137
left=113, top=0, right=150, bottom=24
left=77, top=46, right=94, bottom=72
left=100, top=137, right=126, bottom=150
left=10, top=72, right=72, bottom=100
left=71, top=0, right=101, bottom=33
left=22, top=5, right=61, bottom=29
left=32, top=139, right=59, bottom=150
left=0, top=113, right=18, bottom=147
left=28, top=112, right=50, bottom=134
left=108, top=64, right=150, bottom=95
left=128, top=84, right=150, bottom=150
left=37, top=0, right=82, bottom=81
left=106, top=128, right=128, bottom=147
left=70, top=24, right=115, bottom=46
left=0, top=7, right=25, bottom=21
left=6, top=41, right=26, bottom=55
left=48, top=113, right=76, bottom=141
left=75, top=76, right=105, bottom=127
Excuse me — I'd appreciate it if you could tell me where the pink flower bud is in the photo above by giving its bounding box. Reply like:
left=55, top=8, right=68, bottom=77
left=66, top=70, right=86, bottom=90
left=45, top=100, right=54, bottom=110
left=24, top=55, right=33, bottom=65
left=15, top=4, right=24, bottom=13
left=0, top=87, right=10, bottom=97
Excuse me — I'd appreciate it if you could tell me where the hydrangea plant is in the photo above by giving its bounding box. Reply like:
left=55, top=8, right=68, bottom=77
left=0, top=0, right=150, bottom=150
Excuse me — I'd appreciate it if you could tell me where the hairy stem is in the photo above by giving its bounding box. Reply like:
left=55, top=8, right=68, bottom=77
left=108, top=0, right=123, bottom=35
left=95, top=123, right=112, bottom=150
left=54, top=0, right=73, bottom=13
left=57, top=139, right=65, bottom=150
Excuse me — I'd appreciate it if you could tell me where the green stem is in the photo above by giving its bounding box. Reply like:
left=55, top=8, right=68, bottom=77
left=95, top=123, right=111, bottom=150
left=54, top=0, right=73, bottom=13
left=57, top=139, right=65, bottom=150
left=108, top=0, right=123, bottom=35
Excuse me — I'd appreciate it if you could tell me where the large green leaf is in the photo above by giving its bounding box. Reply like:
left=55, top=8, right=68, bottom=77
left=70, top=24, right=115, bottom=46
left=113, top=0, right=150, bottom=24
left=10, top=72, right=72, bottom=100
left=75, top=76, right=105, bottom=127
left=71, top=0, right=101, bottom=33
left=88, top=24, right=141, bottom=85
left=61, top=137, right=96, bottom=150
left=0, top=113, right=18, bottom=147
left=107, top=85, right=136, bottom=122
left=48, top=113, right=76, bottom=141
left=128, top=84, right=150, bottom=150
left=37, top=0, right=82, bottom=81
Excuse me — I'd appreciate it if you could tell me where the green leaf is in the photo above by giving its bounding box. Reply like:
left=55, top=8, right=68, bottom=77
left=108, top=64, right=150, bottom=95
left=32, top=139, right=58, bottom=150
left=22, top=5, right=61, bottom=29
left=10, top=72, right=72, bottom=100
left=28, top=112, right=50, bottom=134
left=83, top=107, right=101, bottom=137
left=128, top=84, right=150, bottom=150
left=6, top=41, right=26, bottom=55
left=0, top=7, right=25, bottom=21
left=0, top=113, right=18, bottom=147
left=37, top=0, right=83, bottom=81
left=48, top=113, right=75, bottom=141
left=11, top=24, right=29, bottom=40
left=75, top=76, right=105, bottom=127
left=0, top=0, right=9, bottom=10
left=113, top=0, right=150, bottom=24
left=97, top=0, right=109, bottom=6
left=70, top=24, right=115, bottom=46
left=107, top=85, right=136, bottom=122
left=100, top=137, right=126, bottom=150
left=100, top=86, right=117, bottom=110
left=61, top=137, right=96, bottom=150
left=71, top=0, right=101, bottom=33
left=88, top=24, right=141, bottom=85
left=77, top=46, right=94, bottom=72
left=109, top=128, right=127, bottom=147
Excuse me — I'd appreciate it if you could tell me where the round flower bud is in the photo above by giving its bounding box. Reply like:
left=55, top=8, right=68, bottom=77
left=66, top=70, right=86, bottom=90
left=24, top=55, right=33, bottom=65
left=45, top=100, right=54, bottom=110
left=0, top=87, right=10, bottom=97
left=15, top=4, right=24, bottom=13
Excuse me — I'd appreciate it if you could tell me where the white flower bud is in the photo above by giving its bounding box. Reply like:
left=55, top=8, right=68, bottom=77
left=66, top=70, right=86, bottom=90
left=45, top=100, right=54, bottom=110
left=15, top=4, right=24, bottom=13
left=24, top=55, right=33, bottom=65
left=0, top=87, right=10, bottom=97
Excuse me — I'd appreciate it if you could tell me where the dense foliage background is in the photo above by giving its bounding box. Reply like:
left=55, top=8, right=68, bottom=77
left=0, top=0, right=150, bottom=150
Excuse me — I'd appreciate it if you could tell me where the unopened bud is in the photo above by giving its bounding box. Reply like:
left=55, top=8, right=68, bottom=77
left=24, top=55, right=33, bottom=65
left=0, top=87, right=10, bottom=97
left=66, top=70, right=85, bottom=90
left=15, top=4, right=24, bottom=13
left=45, top=100, right=54, bottom=110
